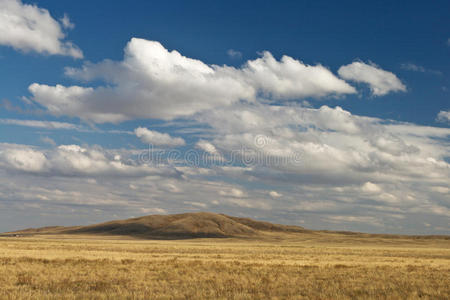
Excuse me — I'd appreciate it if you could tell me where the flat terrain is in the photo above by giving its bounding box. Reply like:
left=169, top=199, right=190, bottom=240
left=0, top=232, right=449, bottom=299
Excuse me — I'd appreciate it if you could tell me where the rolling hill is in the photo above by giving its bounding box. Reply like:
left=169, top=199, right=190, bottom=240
left=4, top=212, right=448, bottom=240
left=5, top=212, right=309, bottom=239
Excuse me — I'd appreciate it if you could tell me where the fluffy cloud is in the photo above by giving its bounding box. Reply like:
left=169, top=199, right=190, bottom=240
left=0, top=0, right=82, bottom=58
left=4, top=99, right=439, bottom=234
left=134, top=127, right=185, bottom=147
left=3, top=36, right=449, bottom=234
left=0, top=143, right=179, bottom=177
left=30, top=39, right=252, bottom=122
left=338, top=61, right=406, bottom=96
left=219, top=188, right=246, bottom=198
left=28, top=38, right=355, bottom=123
left=269, top=191, right=282, bottom=198
left=194, top=102, right=449, bottom=217
left=242, top=52, right=356, bottom=99
left=436, top=110, right=450, bottom=123
left=1, top=146, right=47, bottom=172
left=196, top=140, right=220, bottom=154
left=194, top=103, right=447, bottom=189
left=361, top=182, right=382, bottom=193
left=1, top=99, right=449, bottom=234
left=314, top=105, right=360, bottom=134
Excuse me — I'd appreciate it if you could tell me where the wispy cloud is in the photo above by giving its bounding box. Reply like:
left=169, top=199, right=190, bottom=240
left=227, top=49, right=242, bottom=59
left=59, top=13, right=75, bottom=30
left=0, top=118, right=81, bottom=130
left=400, top=63, right=442, bottom=75
left=0, top=118, right=136, bottom=136
left=40, top=136, right=56, bottom=146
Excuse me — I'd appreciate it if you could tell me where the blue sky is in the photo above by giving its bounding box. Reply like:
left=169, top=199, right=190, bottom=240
left=0, top=0, right=449, bottom=234
left=2, top=1, right=449, bottom=124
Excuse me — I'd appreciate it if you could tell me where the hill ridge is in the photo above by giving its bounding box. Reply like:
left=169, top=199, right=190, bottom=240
left=7, top=212, right=307, bottom=239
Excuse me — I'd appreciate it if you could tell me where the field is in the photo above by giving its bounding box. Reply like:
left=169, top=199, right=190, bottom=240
left=0, top=232, right=449, bottom=299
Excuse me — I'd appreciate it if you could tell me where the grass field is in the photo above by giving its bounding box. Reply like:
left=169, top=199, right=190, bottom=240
left=0, top=233, right=449, bottom=299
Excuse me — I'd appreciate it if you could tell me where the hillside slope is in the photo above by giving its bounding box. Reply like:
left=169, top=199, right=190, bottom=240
left=7, top=212, right=307, bottom=238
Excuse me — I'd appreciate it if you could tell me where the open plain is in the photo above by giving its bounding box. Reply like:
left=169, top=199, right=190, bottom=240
left=0, top=229, right=449, bottom=299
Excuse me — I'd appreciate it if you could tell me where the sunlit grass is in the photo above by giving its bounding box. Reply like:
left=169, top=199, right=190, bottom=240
left=0, top=234, right=449, bottom=299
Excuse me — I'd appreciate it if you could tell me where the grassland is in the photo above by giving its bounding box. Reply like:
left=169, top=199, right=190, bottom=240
left=0, top=232, right=449, bottom=299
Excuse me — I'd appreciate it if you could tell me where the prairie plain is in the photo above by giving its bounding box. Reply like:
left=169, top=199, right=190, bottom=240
left=0, top=232, right=449, bottom=299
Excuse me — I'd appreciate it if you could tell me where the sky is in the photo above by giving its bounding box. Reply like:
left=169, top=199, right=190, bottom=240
left=0, top=0, right=449, bottom=234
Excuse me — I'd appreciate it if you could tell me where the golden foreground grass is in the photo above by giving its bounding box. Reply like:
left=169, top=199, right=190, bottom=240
left=0, top=233, right=449, bottom=299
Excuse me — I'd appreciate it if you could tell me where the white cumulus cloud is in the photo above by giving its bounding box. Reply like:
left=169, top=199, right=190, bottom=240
left=269, top=191, right=282, bottom=198
left=436, top=110, right=450, bottom=123
left=362, top=182, right=382, bottom=193
left=28, top=38, right=355, bottom=123
left=196, top=140, right=219, bottom=154
left=134, top=127, right=185, bottom=147
left=243, top=51, right=356, bottom=99
left=0, top=143, right=179, bottom=177
left=338, top=61, right=406, bottom=96
left=0, top=0, right=82, bottom=58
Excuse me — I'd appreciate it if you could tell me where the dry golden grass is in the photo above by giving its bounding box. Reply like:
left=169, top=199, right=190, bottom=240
left=0, top=233, right=449, bottom=299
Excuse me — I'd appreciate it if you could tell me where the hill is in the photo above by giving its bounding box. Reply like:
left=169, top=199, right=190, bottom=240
left=5, top=212, right=308, bottom=239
